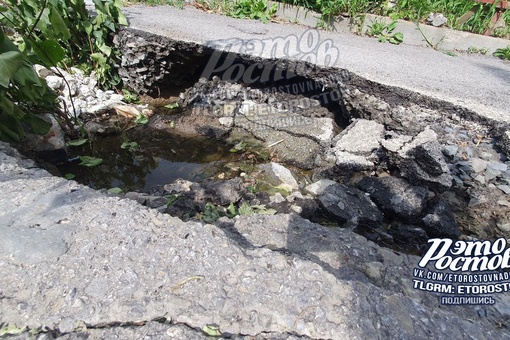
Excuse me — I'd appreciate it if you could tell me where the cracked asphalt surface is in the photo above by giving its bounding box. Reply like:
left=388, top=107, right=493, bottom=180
left=123, top=4, right=510, bottom=123
left=2, top=3, right=510, bottom=339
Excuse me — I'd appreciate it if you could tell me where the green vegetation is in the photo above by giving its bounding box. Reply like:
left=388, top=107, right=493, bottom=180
left=198, top=201, right=277, bottom=223
left=467, top=46, right=490, bottom=55
left=281, top=0, right=510, bottom=36
left=366, top=19, right=404, bottom=44
left=230, top=0, right=277, bottom=23
left=78, top=155, right=103, bottom=167
left=135, top=0, right=510, bottom=38
left=1, top=0, right=127, bottom=88
left=494, top=46, right=510, bottom=59
left=130, top=0, right=186, bottom=7
left=122, top=88, right=140, bottom=103
left=0, top=29, right=53, bottom=142
left=0, top=0, right=128, bottom=143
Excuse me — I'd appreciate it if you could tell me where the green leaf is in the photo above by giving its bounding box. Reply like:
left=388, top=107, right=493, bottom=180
left=378, top=36, right=387, bottom=43
left=91, top=53, right=107, bottom=64
left=134, top=114, right=148, bottom=125
left=0, top=323, right=26, bottom=336
left=0, top=51, right=23, bottom=88
left=97, top=43, right=112, bottom=57
left=226, top=202, right=237, bottom=218
left=229, top=141, right=247, bottom=153
left=202, top=203, right=220, bottom=223
left=117, top=11, right=128, bottom=26
left=202, top=324, right=221, bottom=337
left=389, top=32, right=404, bottom=45
left=121, top=141, right=138, bottom=150
left=38, top=39, right=66, bottom=65
left=64, top=173, right=76, bottom=180
left=0, top=121, right=22, bottom=143
left=238, top=202, right=254, bottom=216
left=387, top=21, right=397, bottom=33
left=165, top=194, right=179, bottom=207
left=164, top=102, right=179, bottom=109
left=79, top=156, right=103, bottom=167
left=251, top=205, right=277, bottom=215
left=25, top=114, right=51, bottom=135
left=107, top=187, right=123, bottom=194
left=50, top=6, right=71, bottom=40
left=67, top=138, right=88, bottom=146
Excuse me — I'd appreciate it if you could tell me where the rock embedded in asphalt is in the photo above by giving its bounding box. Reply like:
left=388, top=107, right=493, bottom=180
left=318, top=183, right=383, bottom=227
left=357, top=177, right=428, bottom=219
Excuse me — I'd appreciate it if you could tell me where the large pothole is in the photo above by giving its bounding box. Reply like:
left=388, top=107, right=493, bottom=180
left=38, top=27, right=510, bottom=255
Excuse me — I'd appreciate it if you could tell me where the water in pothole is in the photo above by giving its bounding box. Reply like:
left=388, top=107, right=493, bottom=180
left=57, top=128, right=238, bottom=192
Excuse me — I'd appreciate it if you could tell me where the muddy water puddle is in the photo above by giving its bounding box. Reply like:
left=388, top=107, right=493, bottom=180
left=57, top=128, right=238, bottom=192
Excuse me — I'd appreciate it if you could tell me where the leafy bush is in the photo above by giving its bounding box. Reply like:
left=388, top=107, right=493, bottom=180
left=0, top=0, right=127, bottom=142
left=0, top=0, right=127, bottom=88
left=0, top=29, right=53, bottom=142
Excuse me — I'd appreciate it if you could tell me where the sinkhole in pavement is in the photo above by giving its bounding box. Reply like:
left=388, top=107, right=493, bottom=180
left=38, top=28, right=510, bottom=255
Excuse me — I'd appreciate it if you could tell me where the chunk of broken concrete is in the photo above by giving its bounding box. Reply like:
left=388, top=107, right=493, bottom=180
left=396, top=128, right=453, bottom=192
left=318, top=183, right=383, bottom=228
left=332, top=119, right=385, bottom=155
left=358, top=177, right=428, bottom=219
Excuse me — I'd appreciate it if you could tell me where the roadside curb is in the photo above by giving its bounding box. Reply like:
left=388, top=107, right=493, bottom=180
left=269, top=1, right=510, bottom=53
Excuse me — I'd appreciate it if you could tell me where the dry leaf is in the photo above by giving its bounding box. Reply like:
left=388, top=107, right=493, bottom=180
left=113, top=105, right=140, bottom=119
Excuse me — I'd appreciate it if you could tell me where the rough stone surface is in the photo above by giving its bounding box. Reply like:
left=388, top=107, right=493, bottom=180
left=332, top=151, right=375, bottom=170
left=398, top=129, right=453, bottom=191
left=304, top=179, right=337, bottom=196
left=201, top=178, right=245, bottom=205
left=1, top=143, right=509, bottom=339
left=358, top=177, right=428, bottom=219
left=257, top=162, right=299, bottom=191
left=318, top=183, right=383, bottom=227
left=427, top=13, right=448, bottom=27
left=331, top=119, right=385, bottom=155
left=381, top=131, right=413, bottom=153
left=36, top=65, right=124, bottom=118
left=471, top=157, right=488, bottom=173
left=22, top=113, right=68, bottom=163
left=486, top=162, right=508, bottom=181
left=163, top=179, right=194, bottom=194
left=388, top=223, right=429, bottom=248
left=422, top=200, right=461, bottom=238
left=176, top=78, right=333, bottom=169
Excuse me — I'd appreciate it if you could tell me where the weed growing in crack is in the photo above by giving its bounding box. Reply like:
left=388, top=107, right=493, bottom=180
left=366, top=19, right=404, bottom=44
left=494, top=46, right=510, bottom=60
